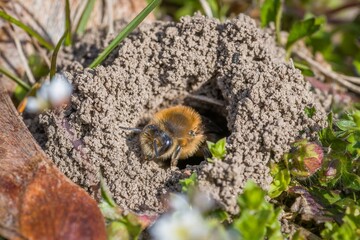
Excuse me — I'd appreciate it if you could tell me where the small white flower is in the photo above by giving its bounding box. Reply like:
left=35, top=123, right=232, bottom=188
left=25, top=96, right=48, bottom=113
left=25, top=73, right=73, bottom=113
left=150, top=209, right=211, bottom=240
left=48, top=74, right=73, bottom=106
left=170, top=194, right=191, bottom=211
left=36, top=82, right=50, bottom=101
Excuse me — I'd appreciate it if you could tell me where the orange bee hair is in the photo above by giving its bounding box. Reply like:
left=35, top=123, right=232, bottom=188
left=140, top=105, right=206, bottom=167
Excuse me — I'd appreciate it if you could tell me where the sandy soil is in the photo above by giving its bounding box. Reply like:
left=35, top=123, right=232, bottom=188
left=26, top=14, right=326, bottom=215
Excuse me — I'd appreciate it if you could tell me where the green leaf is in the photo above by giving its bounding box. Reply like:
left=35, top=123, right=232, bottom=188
left=294, top=61, right=314, bottom=76
left=13, top=84, right=28, bottom=102
left=28, top=54, right=49, bottom=80
left=207, top=137, right=227, bottom=160
left=233, top=181, right=283, bottom=240
left=64, top=0, right=72, bottom=46
left=100, top=176, right=117, bottom=208
left=107, top=221, right=130, bottom=240
left=321, top=204, right=360, bottom=240
left=319, top=112, right=347, bottom=152
left=268, top=163, right=291, bottom=198
left=286, top=17, right=325, bottom=50
left=0, top=10, right=54, bottom=50
left=99, top=178, right=144, bottom=240
left=342, top=171, right=360, bottom=191
left=237, top=181, right=265, bottom=210
left=260, top=0, right=281, bottom=27
left=0, top=66, right=31, bottom=91
left=304, top=106, right=316, bottom=118
left=354, top=59, right=360, bottom=75
left=260, top=0, right=282, bottom=43
left=308, top=187, right=341, bottom=206
left=179, top=172, right=197, bottom=193
left=336, top=120, right=357, bottom=131
left=75, top=0, right=97, bottom=35
left=208, top=209, right=229, bottom=223
left=89, top=0, right=161, bottom=68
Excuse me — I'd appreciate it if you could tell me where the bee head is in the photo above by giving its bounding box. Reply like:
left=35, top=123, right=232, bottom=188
left=140, top=124, right=173, bottom=159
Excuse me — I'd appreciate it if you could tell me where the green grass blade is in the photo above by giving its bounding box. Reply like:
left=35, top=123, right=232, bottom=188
left=0, top=66, right=31, bottom=90
left=275, top=0, right=283, bottom=44
left=50, top=31, right=67, bottom=78
left=89, top=0, right=161, bottom=68
left=76, top=0, right=97, bottom=35
left=64, top=0, right=72, bottom=46
left=0, top=10, right=54, bottom=50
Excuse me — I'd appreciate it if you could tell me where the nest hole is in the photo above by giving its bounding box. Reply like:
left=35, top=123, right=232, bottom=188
left=175, top=90, right=230, bottom=169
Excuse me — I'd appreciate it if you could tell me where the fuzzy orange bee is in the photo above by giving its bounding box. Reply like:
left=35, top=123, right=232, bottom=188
left=121, top=105, right=208, bottom=167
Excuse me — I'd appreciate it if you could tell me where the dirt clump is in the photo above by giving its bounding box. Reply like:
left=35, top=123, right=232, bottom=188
left=27, top=14, right=326, bottom=214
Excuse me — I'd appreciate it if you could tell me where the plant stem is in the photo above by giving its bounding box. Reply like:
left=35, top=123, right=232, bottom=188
left=75, top=0, right=97, bottom=35
left=64, top=0, right=72, bottom=46
left=50, top=31, right=68, bottom=79
left=0, top=67, right=31, bottom=91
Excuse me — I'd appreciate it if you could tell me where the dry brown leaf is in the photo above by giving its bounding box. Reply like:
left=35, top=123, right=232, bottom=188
left=0, top=80, right=106, bottom=240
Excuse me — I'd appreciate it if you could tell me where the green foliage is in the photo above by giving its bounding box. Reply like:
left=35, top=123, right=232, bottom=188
left=64, top=0, right=72, bottom=46
left=318, top=111, right=360, bottom=190
left=89, top=0, right=161, bottom=68
left=321, top=204, right=360, bottom=240
left=0, top=10, right=54, bottom=50
left=207, top=137, right=227, bottom=160
left=307, top=20, right=360, bottom=75
left=206, top=0, right=229, bottom=20
left=0, top=66, right=30, bottom=91
left=76, top=0, right=97, bottom=35
left=207, top=209, right=229, bottom=223
left=179, top=172, right=197, bottom=193
left=99, top=178, right=143, bottom=240
left=304, top=105, right=316, bottom=118
left=268, top=163, right=290, bottom=198
left=285, top=139, right=324, bottom=179
left=260, top=0, right=282, bottom=43
left=28, top=54, right=49, bottom=80
left=293, top=61, right=314, bottom=76
left=335, top=110, right=360, bottom=158
left=286, top=17, right=325, bottom=52
left=50, top=31, right=67, bottom=78
left=232, top=181, right=283, bottom=240
left=158, top=0, right=229, bottom=21
left=13, top=85, right=28, bottom=103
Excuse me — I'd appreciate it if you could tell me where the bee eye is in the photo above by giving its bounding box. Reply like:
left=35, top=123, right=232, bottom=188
left=189, top=130, right=196, bottom=137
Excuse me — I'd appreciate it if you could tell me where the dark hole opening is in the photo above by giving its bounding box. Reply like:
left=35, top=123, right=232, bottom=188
left=174, top=96, right=230, bottom=170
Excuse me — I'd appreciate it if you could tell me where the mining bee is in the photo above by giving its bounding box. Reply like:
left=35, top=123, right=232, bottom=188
left=121, top=105, right=224, bottom=167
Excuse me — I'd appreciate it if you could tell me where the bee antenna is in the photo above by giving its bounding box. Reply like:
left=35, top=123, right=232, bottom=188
left=119, top=126, right=142, bottom=133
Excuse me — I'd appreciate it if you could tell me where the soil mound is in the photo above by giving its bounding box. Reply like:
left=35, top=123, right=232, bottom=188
left=28, top=14, right=325, bottom=214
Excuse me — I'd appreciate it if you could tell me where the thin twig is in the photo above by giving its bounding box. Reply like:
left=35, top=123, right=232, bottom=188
left=187, top=94, right=225, bottom=106
left=5, top=25, right=35, bottom=84
left=106, top=0, right=114, bottom=34
left=295, top=51, right=360, bottom=94
left=199, top=0, right=213, bottom=18
left=325, top=1, right=360, bottom=16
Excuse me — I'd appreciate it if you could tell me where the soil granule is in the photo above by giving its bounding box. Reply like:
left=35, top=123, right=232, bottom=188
left=28, top=14, right=326, bottom=215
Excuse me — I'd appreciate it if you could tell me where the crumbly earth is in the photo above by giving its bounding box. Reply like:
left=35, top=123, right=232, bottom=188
left=27, top=14, right=326, bottom=215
